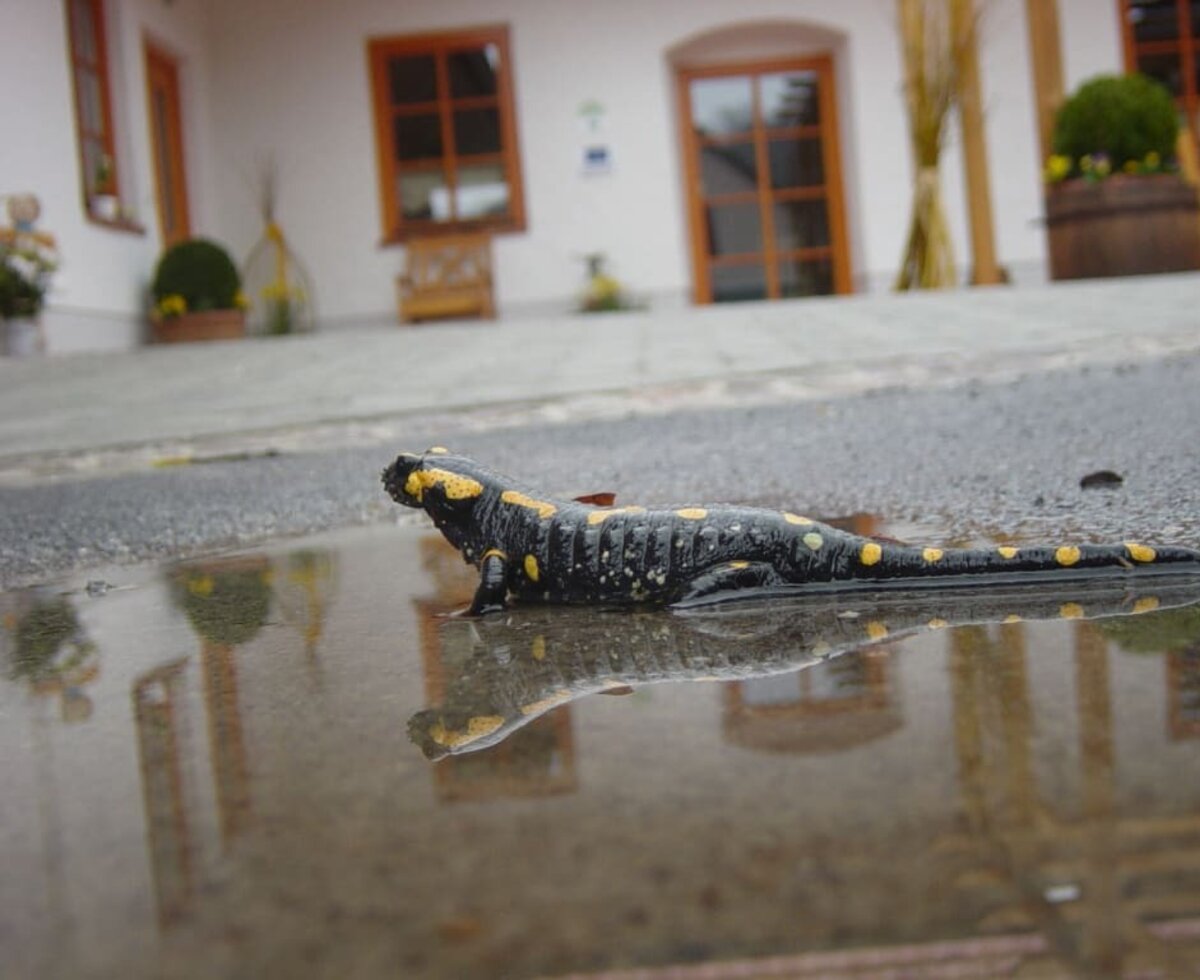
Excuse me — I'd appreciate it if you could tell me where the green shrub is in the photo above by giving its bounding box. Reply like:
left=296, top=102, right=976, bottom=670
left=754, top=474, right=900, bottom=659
left=1052, top=73, right=1178, bottom=173
left=151, top=238, right=242, bottom=314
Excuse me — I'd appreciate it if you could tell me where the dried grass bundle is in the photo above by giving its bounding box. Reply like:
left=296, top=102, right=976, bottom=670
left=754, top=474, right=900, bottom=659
left=894, top=0, right=965, bottom=290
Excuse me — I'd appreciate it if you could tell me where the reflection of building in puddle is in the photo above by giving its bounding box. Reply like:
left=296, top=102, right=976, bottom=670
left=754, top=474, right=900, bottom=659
left=940, top=618, right=1200, bottom=977
left=416, top=535, right=577, bottom=801
left=272, top=549, right=336, bottom=675
left=1171, top=647, right=1200, bottom=739
left=722, top=647, right=899, bottom=754
left=169, top=556, right=272, bottom=844
left=132, top=660, right=194, bottom=927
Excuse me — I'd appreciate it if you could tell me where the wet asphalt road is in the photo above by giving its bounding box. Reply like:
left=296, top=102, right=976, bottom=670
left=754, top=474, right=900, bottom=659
left=2, top=351, right=1199, bottom=589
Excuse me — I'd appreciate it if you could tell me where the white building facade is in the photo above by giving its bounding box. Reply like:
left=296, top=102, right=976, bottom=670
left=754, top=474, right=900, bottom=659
left=1, top=1, right=1150, bottom=352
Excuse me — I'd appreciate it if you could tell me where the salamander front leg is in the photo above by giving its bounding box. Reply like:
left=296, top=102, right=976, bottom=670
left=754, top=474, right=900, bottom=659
left=469, top=549, right=510, bottom=615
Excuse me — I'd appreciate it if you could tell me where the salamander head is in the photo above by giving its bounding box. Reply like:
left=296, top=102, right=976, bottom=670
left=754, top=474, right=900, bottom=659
left=381, top=447, right=490, bottom=511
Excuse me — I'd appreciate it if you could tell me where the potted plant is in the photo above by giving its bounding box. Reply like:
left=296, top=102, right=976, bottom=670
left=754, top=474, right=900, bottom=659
left=0, top=195, right=57, bottom=356
left=1044, top=73, right=1200, bottom=280
left=150, top=237, right=248, bottom=343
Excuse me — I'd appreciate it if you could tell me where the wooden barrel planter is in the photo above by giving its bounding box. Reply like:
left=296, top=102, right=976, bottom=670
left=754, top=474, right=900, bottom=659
left=1046, top=175, right=1200, bottom=280
left=151, top=309, right=245, bottom=343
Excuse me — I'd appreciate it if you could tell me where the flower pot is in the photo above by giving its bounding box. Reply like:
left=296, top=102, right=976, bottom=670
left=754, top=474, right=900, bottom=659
left=151, top=309, right=245, bottom=344
left=2, top=316, right=46, bottom=356
left=89, top=194, right=120, bottom=222
left=1045, top=174, right=1200, bottom=280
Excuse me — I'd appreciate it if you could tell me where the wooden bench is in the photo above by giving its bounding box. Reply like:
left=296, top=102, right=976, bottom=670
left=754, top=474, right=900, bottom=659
left=396, top=232, right=495, bottom=323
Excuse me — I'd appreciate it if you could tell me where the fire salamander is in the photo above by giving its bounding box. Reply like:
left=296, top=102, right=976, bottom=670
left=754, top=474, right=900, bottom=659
left=382, top=448, right=1200, bottom=615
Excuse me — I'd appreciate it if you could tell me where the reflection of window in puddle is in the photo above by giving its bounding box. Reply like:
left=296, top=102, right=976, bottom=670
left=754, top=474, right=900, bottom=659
left=1169, top=647, right=1200, bottom=739
left=723, top=649, right=900, bottom=754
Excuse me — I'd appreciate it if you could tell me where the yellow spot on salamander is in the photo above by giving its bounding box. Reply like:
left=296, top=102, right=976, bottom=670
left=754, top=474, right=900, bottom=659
left=729, top=561, right=750, bottom=569
left=997, top=546, right=1019, bottom=559
left=784, top=512, right=813, bottom=525
left=524, top=554, right=540, bottom=582
left=927, top=618, right=949, bottom=629
left=1059, top=602, right=1085, bottom=619
left=586, top=506, right=646, bottom=525
left=866, top=621, right=889, bottom=640
left=429, top=714, right=505, bottom=748
left=404, top=467, right=483, bottom=501
left=427, top=446, right=449, bottom=454
left=531, top=635, right=546, bottom=660
left=676, top=508, right=708, bottom=520
left=1125, top=542, right=1157, bottom=563
left=923, top=547, right=944, bottom=563
left=1055, top=546, right=1082, bottom=567
left=482, top=548, right=507, bottom=562
left=803, top=532, right=824, bottom=551
left=1004, top=614, right=1022, bottom=623
left=1133, top=596, right=1160, bottom=614
left=501, top=489, right=557, bottom=519
left=860, top=542, right=882, bottom=566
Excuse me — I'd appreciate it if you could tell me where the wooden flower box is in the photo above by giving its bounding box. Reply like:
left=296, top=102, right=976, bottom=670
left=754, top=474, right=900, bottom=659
left=151, top=309, right=246, bottom=344
left=1045, top=174, right=1200, bottom=280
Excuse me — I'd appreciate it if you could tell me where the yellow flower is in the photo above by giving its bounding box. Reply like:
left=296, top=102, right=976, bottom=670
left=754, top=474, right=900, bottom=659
left=1044, top=154, right=1072, bottom=182
left=1093, top=156, right=1111, bottom=177
left=233, top=289, right=250, bottom=310
left=156, top=293, right=187, bottom=318
left=1144, top=151, right=1161, bottom=169
left=1123, top=160, right=1140, bottom=174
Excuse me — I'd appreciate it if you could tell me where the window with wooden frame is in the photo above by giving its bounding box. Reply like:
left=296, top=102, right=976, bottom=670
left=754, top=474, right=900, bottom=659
left=367, top=26, right=525, bottom=242
left=65, top=0, right=124, bottom=223
left=1120, top=1, right=1199, bottom=150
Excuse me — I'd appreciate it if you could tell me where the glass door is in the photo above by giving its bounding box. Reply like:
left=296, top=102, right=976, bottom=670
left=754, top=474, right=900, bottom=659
left=679, top=56, right=850, bottom=303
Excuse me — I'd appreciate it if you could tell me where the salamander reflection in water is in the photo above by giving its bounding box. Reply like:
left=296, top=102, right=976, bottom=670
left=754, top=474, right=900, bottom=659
left=408, top=580, right=1200, bottom=759
left=382, top=449, right=1200, bottom=614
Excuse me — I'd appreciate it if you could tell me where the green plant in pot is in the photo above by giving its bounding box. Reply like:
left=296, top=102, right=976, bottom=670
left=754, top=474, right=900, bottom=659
left=1043, top=73, right=1200, bottom=280
left=150, top=237, right=248, bottom=343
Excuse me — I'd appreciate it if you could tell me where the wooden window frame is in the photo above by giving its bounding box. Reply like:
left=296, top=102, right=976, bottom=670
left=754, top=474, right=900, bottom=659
left=1118, top=0, right=1199, bottom=145
left=675, top=54, right=852, bottom=305
left=65, top=0, right=140, bottom=232
left=367, top=24, right=525, bottom=244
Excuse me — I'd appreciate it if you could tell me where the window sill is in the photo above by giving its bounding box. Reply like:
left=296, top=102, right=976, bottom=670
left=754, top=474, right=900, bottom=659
left=378, top=217, right=525, bottom=247
left=86, top=212, right=146, bottom=235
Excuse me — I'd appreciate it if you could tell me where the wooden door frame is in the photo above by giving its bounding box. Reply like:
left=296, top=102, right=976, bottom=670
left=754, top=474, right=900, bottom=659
left=143, top=38, right=191, bottom=246
left=675, top=53, right=852, bottom=304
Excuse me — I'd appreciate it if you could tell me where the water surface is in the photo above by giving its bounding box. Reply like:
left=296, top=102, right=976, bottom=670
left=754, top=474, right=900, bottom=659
left=3, top=523, right=1200, bottom=979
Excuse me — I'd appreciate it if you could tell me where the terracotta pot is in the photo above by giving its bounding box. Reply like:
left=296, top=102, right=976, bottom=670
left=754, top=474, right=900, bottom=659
left=151, top=309, right=245, bottom=344
left=1045, top=174, right=1200, bottom=280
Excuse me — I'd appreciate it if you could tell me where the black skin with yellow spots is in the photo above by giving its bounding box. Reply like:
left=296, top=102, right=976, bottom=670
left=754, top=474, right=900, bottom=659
left=382, top=449, right=1200, bottom=614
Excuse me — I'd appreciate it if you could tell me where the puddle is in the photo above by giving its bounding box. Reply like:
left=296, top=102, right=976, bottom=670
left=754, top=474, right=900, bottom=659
left=3, top=521, right=1200, bottom=979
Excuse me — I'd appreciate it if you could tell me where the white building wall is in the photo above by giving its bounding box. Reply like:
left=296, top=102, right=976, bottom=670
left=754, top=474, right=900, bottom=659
left=7, top=0, right=1130, bottom=350
left=4, top=0, right=218, bottom=352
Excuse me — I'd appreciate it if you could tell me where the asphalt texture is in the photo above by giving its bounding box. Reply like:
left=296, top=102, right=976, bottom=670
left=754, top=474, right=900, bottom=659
left=3, top=351, right=1198, bottom=589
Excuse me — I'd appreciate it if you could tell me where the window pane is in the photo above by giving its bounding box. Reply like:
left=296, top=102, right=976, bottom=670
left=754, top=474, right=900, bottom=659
left=699, top=142, right=757, bottom=195
left=761, top=71, right=820, bottom=128
left=1136, top=49, right=1184, bottom=97
left=393, top=112, right=442, bottom=161
left=774, top=200, right=830, bottom=250
left=769, top=138, right=825, bottom=189
left=449, top=45, right=499, bottom=97
left=397, top=169, right=448, bottom=220
left=711, top=264, right=766, bottom=302
left=389, top=55, right=437, bottom=104
left=71, top=0, right=97, bottom=63
left=706, top=203, right=761, bottom=256
left=690, top=76, right=753, bottom=137
left=453, top=108, right=500, bottom=155
left=82, top=138, right=105, bottom=195
left=779, top=257, right=834, bottom=297
left=1126, top=0, right=1181, bottom=42
left=456, top=163, right=509, bottom=219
